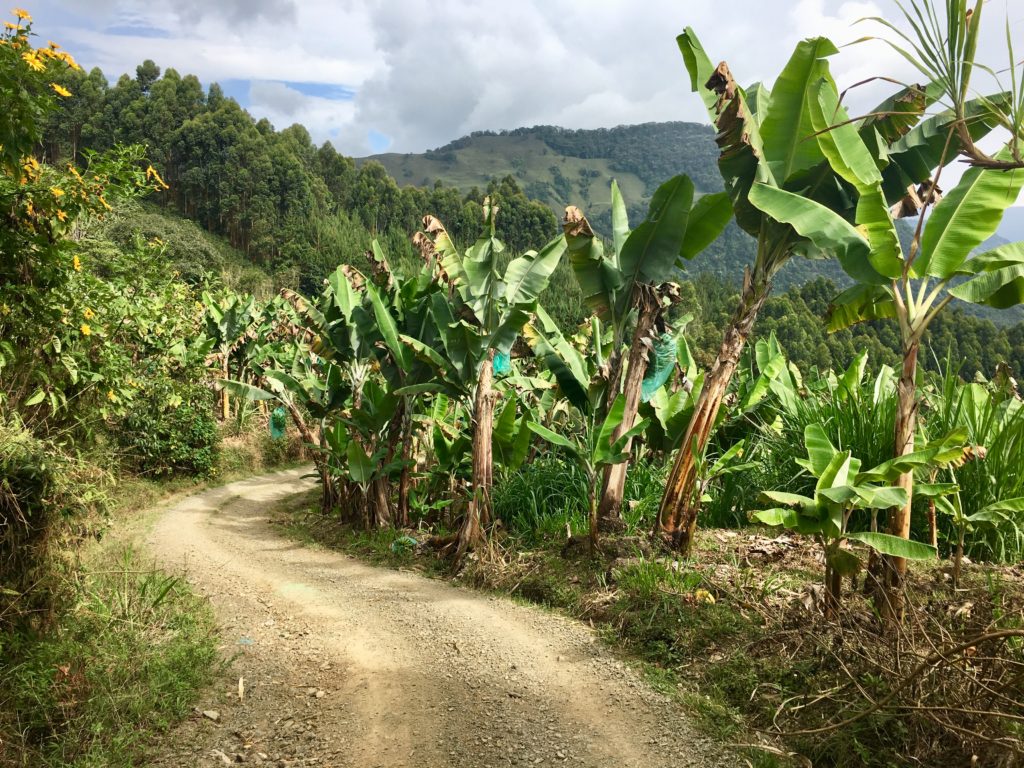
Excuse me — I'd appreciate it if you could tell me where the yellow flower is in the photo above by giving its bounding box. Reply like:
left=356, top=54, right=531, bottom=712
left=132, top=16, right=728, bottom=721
left=4, top=21, right=16, bottom=29
left=83, top=307, right=94, bottom=320
left=0, top=303, right=10, bottom=316
left=80, top=323, right=91, bottom=336
left=50, top=187, right=64, bottom=197
left=47, top=40, right=60, bottom=49
left=98, top=194, right=111, bottom=211
left=21, top=50, right=43, bottom=71
left=13, top=8, right=30, bottom=21
left=57, top=51, right=79, bottom=70
left=106, top=390, right=116, bottom=402
left=145, top=165, right=169, bottom=190
left=72, top=255, right=81, bottom=271
left=50, top=83, right=71, bottom=97
left=693, top=589, right=716, bottom=605
left=55, top=208, right=67, bottom=221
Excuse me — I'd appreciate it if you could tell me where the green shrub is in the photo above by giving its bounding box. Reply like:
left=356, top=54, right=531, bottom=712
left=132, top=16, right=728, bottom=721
left=493, top=455, right=671, bottom=543
left=622, top=458, right=668, bottom=534
left=117, top=380, right=218, bottom=477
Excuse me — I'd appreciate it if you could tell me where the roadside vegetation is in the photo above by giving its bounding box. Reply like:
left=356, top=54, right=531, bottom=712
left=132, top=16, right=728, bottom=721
left=3, top=1, right=1024, bottom=766
left=0, top=12, right=303, bottom=765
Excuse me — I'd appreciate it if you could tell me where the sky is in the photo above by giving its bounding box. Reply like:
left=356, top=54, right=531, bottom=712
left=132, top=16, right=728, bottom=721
left=16, top=0, right=1024, bottom=208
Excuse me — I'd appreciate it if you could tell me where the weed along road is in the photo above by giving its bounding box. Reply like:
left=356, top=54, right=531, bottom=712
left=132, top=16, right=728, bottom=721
left=147, top=468, right=732, bottom=767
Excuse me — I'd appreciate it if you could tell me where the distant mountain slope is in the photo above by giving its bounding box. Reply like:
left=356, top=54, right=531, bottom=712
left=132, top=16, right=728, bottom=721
left=366, top=122, right=720, bottom=225
left=365, top=122, right=1024, bottom=324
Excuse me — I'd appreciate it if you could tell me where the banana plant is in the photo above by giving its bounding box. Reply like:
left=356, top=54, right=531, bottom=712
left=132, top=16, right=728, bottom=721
left=866, top=0, right=1024, bottom=172
left=324, top=378, right=409, bottom=528
left=936, top=492, right=1024, bottom=588
left=405, top=199, right=567, bottom=558
left=659, top=21, right=1009, bottom=557
left=820, top=75, right=1022, bottom=620
left=357, top=245, right=454, bottom=525
left=204, top=291, right=257, bottom=420
left=655, top=28, right=950, bottom=561
left=754, top=424, right=940, bottom=618
left=527, top=395, right=650, bottom=552
left=563, top=177, right=731, bottom=530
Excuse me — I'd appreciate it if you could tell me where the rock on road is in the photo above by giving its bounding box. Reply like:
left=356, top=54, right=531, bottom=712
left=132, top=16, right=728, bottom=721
left=147, top=468, right=734, bottom=768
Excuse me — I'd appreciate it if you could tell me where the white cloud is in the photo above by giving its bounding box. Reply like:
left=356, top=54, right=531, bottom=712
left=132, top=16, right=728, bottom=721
left=19, top=0, right=1024, bottom=206
left=248, top=82, right=357, bottom=138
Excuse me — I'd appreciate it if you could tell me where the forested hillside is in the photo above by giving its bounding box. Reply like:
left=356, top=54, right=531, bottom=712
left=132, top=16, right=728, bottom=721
left=39, top=61, right=559, bottom=293
left=35, top=55, right=1024, bottom=369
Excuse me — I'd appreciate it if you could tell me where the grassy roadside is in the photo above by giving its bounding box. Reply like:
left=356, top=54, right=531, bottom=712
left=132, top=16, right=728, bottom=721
left=272, top=490, right=1024, bottom=768
left=0, top=434, right=306, bottom=767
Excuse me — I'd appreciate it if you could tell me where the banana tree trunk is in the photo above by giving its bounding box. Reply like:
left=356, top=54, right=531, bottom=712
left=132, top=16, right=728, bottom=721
left=588, top=483, right=599, bottom=555
left=878, top=341, right=919, bottom=624
left=953, top=526, right=965, bottom=590
left=457, top=350, right=496, bottom=559
left=656, top=272, right=770, bottom=554
left=397, top=413, right=413, bottom=528
left=596, top=307, right=657, bottom=528
left=370, top=476, right=393, bottom=529
left=221, top=355, right=230, bottom=421
left=927, top=499, right=938, bottom=551
left=283, top=402, right=335, bottom=513
left=824, top=562, right=842, bottom=620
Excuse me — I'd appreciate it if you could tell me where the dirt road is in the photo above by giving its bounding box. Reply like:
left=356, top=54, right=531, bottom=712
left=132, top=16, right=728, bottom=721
left=147, top=468, right=733, bottom=767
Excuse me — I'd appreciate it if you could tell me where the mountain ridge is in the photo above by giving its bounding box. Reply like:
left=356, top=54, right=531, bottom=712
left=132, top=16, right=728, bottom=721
left=362, top=120, right=1024, bottom=323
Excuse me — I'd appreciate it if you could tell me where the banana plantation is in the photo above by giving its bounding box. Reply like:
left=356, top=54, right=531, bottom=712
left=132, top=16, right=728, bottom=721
left=217, top=10, right=1024, bottom=609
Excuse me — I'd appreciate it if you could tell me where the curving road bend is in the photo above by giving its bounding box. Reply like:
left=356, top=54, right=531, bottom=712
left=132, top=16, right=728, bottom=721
left=147, top=468, right=734, bottom=768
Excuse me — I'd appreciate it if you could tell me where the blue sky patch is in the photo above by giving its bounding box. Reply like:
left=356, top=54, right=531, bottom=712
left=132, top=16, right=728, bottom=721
left=368, top=130, right=392, bottom=153
left=103, top=24, right=172, bottom=39
left=218, top=79, right=253, bottom=108
left=282, top=81, right=356, bottom=101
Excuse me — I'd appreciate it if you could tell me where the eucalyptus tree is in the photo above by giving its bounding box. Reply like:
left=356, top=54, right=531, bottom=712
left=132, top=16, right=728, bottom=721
left=404, top=199, right=566, bottom=557
left=561, top=176, right=731, bottom=530
left=655, top=27, right=972, bottom=555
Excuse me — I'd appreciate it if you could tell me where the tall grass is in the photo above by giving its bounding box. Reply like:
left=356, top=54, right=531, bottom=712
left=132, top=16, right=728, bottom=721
left=757, top=363, right=897, bottom=502
left=493, top=454, right=671, bottom=543
left=0, top=547, right=219, bottom=767
left=493, top=456, right=590, bottom=543
left=925, top=366, right=1024, bottom=561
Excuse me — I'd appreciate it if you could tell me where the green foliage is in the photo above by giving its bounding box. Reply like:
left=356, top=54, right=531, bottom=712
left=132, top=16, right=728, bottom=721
left=492, top=456, right=590, bottom=543
left=927, top=368, right=1024, bottom=561
left=39, top=57, right=561, bottom=292
left=0, top=416, right=107, bottom=633
left=758, top=354, right=899, bottom=500
left=117, top=381, right=218, bottom=477
left=99, top=206, right=276, bottom=296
